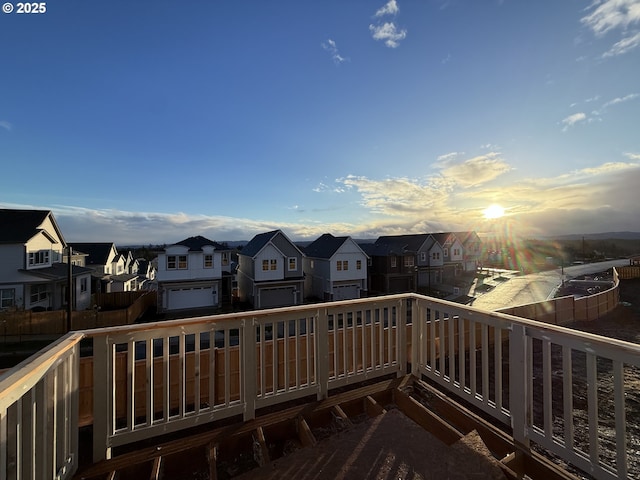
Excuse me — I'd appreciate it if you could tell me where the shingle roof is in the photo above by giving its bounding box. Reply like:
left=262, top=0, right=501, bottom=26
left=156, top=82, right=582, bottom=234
left=174, top=235, right=230, bottom=251
left=304, top=234, right=350, bottom=259
left=240, top=230, right=279, bottom=257
left=372, top=234, right=433, bottom=256
left=69, top=243, right=115, bottom=266
left=19, top=263, right=93, bottom=280
left=0, top=209, right=53, bottom=244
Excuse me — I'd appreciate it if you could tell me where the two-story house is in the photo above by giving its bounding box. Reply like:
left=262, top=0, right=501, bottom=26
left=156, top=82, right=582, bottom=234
left=363, top=234, right=440, bottom=295
left=69, top=242, right=119, bottom=293
left=156, top=236, right=231, bottom=312
left=303, top=234, right=368, bottom=301
left=432, top=233, right=465, bottom=281
left=237, top=230, right=304, bottom=309
left=0, top=209, right=92, bottom=311
left=454, top=231, right=482, bottom=272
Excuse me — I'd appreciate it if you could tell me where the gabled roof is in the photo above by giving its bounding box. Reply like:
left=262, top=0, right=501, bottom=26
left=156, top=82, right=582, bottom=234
left=372, top=234, right=433, bottom=256
left=240, top=230, right=303, bottom=258
left=431, top=233, right=454, bottom=246
left=69, top=243, right=116, bottom=266
left=173, top=235, right=229, bottom=251
left=304, top=234, right=351, bottom=259
left=0, top=209, right=63, bottom=244
left=240, top=230, right=279, bottom=257
left=19, top=263, right=93, bottom=280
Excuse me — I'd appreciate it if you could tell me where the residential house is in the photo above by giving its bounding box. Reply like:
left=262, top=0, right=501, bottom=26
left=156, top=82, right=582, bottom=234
left=0, top=209, right=92, bottom=311
left=303, top=234, right=368, bottom=301
left=69, top=242, right=119, bottom=293
left=454, top=231, right=482, bottom=272
left=156, top=236, right=231, bottom=312
left=432, top=233, right=464, bottom=281
left=237, top=230, right=304, bottom=309
left=136, top=259, right=157, bottom=290
left=363, top=234, right=443, bottom=295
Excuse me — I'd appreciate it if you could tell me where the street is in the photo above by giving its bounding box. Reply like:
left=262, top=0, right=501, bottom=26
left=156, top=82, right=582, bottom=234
left=468, top=259, right=630, bottom=311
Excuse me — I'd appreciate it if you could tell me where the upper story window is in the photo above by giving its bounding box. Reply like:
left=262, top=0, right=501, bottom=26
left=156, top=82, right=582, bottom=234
left=444, top=248, right=449, bottom=257
left=356, top=260, right=362, bottom=270
left=432, top=252, right=440, bottom=260
left=270, top=259, right=277, bottom=270
left=28, top=250, right=49, bottom=267
left=404, top=256, right=414, bottom=267
left=288, top=257, right=297, bottom=271
left=222, top=252, right=229, bottom=266
left=453, top=248, right=461, bottom=256
left=204, top=254, right=213, bottom=268
left=337, top=260, right=349, bottom=271
left=391, top=256, right=397, bottom=268
left=420, top=252, right=426, bottom=262
left=167, top=255, right=188, bottom=270
left=80, top=277, right=88, bottom=293
left=262, top=259, right=269, bottom=271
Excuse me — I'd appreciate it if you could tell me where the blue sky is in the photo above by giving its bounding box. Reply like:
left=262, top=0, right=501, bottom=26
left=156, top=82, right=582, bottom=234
left=1, top=0, right=639, bottom=245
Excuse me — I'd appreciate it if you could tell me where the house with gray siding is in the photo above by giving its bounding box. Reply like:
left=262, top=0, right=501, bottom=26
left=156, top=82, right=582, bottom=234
left=303, top=233, right=368, bottom=301
left=237, top=230, right=304, bottom=309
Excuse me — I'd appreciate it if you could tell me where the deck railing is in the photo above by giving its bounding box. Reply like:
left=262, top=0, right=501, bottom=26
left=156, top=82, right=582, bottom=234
left=2, top=289, right=639, bottom=480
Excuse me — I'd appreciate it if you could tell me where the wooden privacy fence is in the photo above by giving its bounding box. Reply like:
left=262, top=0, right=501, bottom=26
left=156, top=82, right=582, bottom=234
left=616, top=266, right=640, bottom=280
left=498, top=267, right=621, bottom=324
left=0, top=291, right=156, bottom=338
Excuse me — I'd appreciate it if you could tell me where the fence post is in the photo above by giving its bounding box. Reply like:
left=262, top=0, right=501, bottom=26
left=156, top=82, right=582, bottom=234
left=242, top=317, right=256, bottom=421
left=316, top=309, right=329, bottom=400
left=509, top=323, right=530, bottom=458
left=92, top=334, right=112, bottom=462
left=411, top=298, right=421, bottom=376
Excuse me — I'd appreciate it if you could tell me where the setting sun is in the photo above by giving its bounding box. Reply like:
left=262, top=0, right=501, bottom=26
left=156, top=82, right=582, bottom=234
left=483, top=204, right=505, bottom=219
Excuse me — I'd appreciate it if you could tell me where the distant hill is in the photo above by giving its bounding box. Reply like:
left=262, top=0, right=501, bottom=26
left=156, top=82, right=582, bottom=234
left=551, top=232, right=640, bottom=241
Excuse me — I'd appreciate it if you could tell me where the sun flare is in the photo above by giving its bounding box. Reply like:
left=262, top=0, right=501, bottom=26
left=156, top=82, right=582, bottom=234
left=483, top=204, right=505, bottom=219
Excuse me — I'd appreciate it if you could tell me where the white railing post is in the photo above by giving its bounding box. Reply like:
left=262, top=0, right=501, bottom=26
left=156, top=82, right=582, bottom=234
left=509, top=323, right=530, bottom=454
left=92, top=334, right=112, bottom=462
left=411, top=297, right=422, bottom=376
left=316, top=309, right=329, bottom=400
left=242, top=318, right=256, bottom=421
left=397, top=299, right=407, bottom=377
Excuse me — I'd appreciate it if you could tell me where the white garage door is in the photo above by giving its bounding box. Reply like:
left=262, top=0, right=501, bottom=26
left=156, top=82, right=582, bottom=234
left=167, top=286, right=217, bottom=310
left=259, top=286, right=295, bottom=309
left=333, top=284, right=359, bottom=301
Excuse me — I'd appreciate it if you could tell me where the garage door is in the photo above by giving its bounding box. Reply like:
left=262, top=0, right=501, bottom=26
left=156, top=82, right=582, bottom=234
left=333, top=284, right=359, bottom=301
left=167, top=286, right=217, bottom=310
left=259, top=286, right=295, bottom=309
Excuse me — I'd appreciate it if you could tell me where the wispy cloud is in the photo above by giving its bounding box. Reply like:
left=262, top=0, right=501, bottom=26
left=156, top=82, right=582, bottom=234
left=603, top=31, right=640, bottom=57
left=581, top=0, right=640, bottom=57
left=321, top=39, right=348, bottom=65
left=0, top=120, right=12, bottom=131
left=439, top=153, right=512, bottom=187
left=374, top=0, right=399, bottom=17
left=601, top=92, right=639, bottom=109
left=561, top=112, right=587, bottom=131
left=370, top=1, right=407, bottom=48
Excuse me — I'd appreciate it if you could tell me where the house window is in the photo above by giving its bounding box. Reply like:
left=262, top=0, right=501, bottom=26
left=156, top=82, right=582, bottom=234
left=432, top=252, right=440, bottom=260
left=391, top=257, right=397, bottom=268
left=222, top=252, right=229, bottom=266
left=262, top=259, right=269, bottom=271
left=167, top=255, right=188, bottom=270
left=204, top=254, right=213, bottom=268
left=28, top=250, right=50, bottom=266
left=343, top=260, right=349, bottom=270
left=337, top=260, right=342, bottom=271
left=454, top=248, right=461, bottom=256
left=80, top=278, right=88, bottom=293
left=404, top=256, right=414, bottom=267
left=310, top=260, right=314, bottom=269
left=356, top=260, right=362, bottom=270
left=0, top=289, right=15, bottom=309
left=421, top=252, right=426, bottom=262
left=288, top=257, right=297, bottom=271
left=30, top=284, right=48, bottom=304
left=270, top=259, right=277, bottom=270
left=444, top=248, right=449, bottom=257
